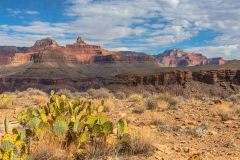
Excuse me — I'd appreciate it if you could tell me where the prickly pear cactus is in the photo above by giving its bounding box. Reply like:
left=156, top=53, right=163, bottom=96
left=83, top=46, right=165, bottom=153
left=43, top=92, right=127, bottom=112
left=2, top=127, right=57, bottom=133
left=0, top=90, right=129, bottom=159
left=53, top=120, right=68, bottom=136
left=117, top=119, right=128, bottom=137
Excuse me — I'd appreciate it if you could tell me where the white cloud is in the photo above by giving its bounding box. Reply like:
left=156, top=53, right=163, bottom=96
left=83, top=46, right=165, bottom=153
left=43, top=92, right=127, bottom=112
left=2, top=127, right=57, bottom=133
left=25, top=10, right=39, bottom=15
left=6, top=8, right=39, bottom=16
left=187, top=45, right=240, bottom=60
left=1, top=0, right=240, bottom=59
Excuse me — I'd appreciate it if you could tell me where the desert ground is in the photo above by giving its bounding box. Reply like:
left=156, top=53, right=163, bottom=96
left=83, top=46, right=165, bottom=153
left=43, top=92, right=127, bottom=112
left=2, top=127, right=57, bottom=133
left=0, top=88, right=239, bottom=160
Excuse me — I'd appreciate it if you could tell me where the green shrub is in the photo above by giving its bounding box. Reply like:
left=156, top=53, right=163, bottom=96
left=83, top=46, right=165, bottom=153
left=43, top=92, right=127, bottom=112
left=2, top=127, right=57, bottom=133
left=86, top=88, right=96, bottom=97
left=0, top=95, right=14, bottom=109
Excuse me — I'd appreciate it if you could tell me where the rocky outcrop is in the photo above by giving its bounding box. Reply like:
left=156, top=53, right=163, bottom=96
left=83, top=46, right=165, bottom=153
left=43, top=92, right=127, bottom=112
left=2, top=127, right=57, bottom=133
left=155, top=49, right=208, bottom=67
left=0, top=46, right=19, bottom=53
left=155, top=49, right=225, bottom=67
left=115, top=69, right=240, bottom=87
left=206, top=57, right=225, bottom=65
left=119, top=51, right=148, bottom=56
left=29, top=38, right=59, bottom=52
left=0, top=69, right=240, bottom=97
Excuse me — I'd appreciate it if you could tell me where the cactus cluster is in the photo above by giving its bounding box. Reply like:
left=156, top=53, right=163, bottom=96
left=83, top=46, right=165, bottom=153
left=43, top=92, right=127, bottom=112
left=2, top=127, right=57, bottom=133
left=0, top=91, right=129, bottom=159
left=0, top=122, right=29, bottom=159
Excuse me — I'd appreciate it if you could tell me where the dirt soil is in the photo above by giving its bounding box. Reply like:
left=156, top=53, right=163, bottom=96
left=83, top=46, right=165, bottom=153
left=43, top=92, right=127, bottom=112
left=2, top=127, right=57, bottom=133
left=0, top=90, right=239, bottom=160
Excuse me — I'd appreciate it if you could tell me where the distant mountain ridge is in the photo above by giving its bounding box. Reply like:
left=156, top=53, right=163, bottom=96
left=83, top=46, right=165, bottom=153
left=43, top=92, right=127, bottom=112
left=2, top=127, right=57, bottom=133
left=0, top=37, right=225, bottom=66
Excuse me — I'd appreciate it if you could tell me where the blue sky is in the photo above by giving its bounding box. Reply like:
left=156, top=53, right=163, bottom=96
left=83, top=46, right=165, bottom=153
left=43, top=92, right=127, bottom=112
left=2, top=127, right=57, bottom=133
left=0, top=0, right=240, bottom=59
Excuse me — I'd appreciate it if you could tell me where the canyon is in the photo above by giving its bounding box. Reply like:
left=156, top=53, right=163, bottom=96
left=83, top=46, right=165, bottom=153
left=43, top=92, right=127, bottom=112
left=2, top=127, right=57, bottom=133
left=0, top=37, right=225, bottom=66
left=0, top=37, right=239, bottom=97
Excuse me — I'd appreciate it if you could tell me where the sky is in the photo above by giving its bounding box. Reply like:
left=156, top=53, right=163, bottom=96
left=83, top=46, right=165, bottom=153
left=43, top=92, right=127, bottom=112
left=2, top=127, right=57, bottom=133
left=0, top=0, right=240, bottom=59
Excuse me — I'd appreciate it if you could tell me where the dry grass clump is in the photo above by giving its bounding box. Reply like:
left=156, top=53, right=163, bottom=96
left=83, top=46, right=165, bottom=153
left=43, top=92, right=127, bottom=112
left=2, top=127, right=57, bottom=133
left=191, top=123, right=208, bottom=138
left=92, top=98, right=115, bottom=112
left=25, top=88, right=48, bottom=97
left=56, top=89, right=73, bottom=99
left=227, top=94, right=240, bottom=104
left=132, top=103, right=145, bottom=114
left=77, top=138, right=116, bottom=160
left=152, top=119, right=167, bottom=132
left=114, top=91, right=126, bottom=100
left=31, top=95, right=49, bottom=105
left=103, top=99, right=115, bottom=112
left=158, top=94, right=179, bottom=110
left=232, top=105, right=240, bottom=114
left=17, top=88, right=48, bottom=100
left=92, top=88, right=113, bottom=99
left=117, top=131, right=155, bottom=156
left=146, top=97, right=158, bottom=110
left=211, top=102, right=234, bottom=121
left=0, top=94, right=14, bottom=109
left=142, top=91, right=151, bottom=98
left=72, top=92, right=89, bottom=98
left=128, top=94, right=142, bottom=102
left=145, top=96, right=171, bottom=111
left=30, top=133, right=72, bottom=160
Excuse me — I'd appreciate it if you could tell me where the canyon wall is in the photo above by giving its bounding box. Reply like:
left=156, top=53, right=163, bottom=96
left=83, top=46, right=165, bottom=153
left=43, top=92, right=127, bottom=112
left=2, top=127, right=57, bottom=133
left=0, top=69, right=239, bottom=95
left=115, top=69, right=240, bottom=86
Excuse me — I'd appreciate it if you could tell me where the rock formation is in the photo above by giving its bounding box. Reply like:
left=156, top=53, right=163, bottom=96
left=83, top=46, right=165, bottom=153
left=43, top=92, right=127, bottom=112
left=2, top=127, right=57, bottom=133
left=29, top=38, right=59, bottom=52
left=206, top=57, right=225, bottom=65
left=155, top=48, right=225, bottom=67
left=155, top=48, right=208, bottom=66
left=0, top=38, right=226, bottom=66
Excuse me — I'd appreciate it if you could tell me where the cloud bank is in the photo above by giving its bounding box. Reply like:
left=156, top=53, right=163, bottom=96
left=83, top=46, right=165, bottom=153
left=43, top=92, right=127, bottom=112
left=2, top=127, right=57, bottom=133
left=0, top=0, right=240, bottom=59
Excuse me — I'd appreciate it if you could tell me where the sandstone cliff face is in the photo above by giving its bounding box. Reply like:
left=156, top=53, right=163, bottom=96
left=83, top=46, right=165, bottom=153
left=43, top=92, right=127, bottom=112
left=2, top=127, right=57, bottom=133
left=206, top=57, right=225, bottom=65
left=155, top=49, right=225, bottom=67
left=156, top=49, right=208, bottom=67
left=0, top=37, right=157, bottom=65
left=28, top=38, right=59, bottom=52
left=0, top=69, right=239, bottom=97
left=0, top=38, right=226, bottom=66
left=115, top=69, right=240, bottom=87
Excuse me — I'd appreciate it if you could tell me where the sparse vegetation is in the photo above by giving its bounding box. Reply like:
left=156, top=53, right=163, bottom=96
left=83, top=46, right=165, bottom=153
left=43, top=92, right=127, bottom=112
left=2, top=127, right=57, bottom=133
left=56, top=88, right=73, bottom=99
left=0, top=91, right=132, bottom=159
left=146, top=97, right=158, bottom=110
left=92, top=88, right=113, bottom=99
left=72, top=91, right=89, bottom=98
left=117, top=131, right=154, bottom=155
left=128, top=94, right=142, bottom=102
left=86, top=88, right=96, bottom=97
left=142, top=91, right=151, bottom=98
left=0, top=88, right=239, bottom=160
left=211, top=102, right=234, bottom=121
left=0, top=95, right=14, bottom=109
left=158, top=94, right=179, bottom=109
left=188, top=123, right=208, bottom=138
left=132, top=104, right=145, bottom=114
left=114, top=91, right=126, bottom=100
